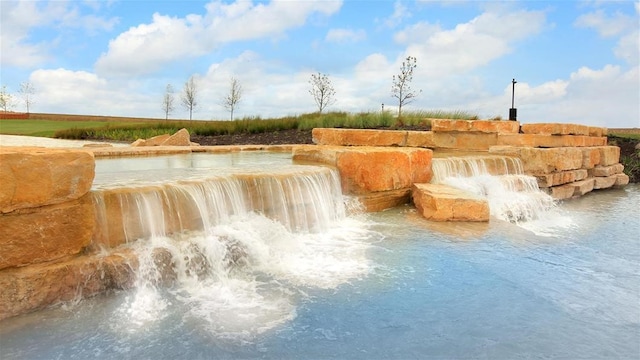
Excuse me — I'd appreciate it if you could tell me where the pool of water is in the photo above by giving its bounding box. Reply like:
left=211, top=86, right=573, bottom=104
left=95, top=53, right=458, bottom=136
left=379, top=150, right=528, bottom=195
left=1, top=185, right=638, bottom=359
left=93, top=152, right=301, bottom=189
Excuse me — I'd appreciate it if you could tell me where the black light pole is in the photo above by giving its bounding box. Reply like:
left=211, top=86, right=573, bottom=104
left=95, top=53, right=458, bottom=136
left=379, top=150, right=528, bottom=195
left=509, top=78, right=517, bottom=121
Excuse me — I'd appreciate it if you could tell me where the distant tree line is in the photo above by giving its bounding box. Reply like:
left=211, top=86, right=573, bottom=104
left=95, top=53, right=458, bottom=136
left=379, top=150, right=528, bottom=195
left=0, top=57, right=422, bottom=120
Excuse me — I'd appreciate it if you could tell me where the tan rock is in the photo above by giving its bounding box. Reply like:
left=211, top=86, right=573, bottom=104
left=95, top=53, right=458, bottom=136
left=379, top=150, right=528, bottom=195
left=161, top=128, right=191, bottom=146
left=312, top=128, right=407, bottom=147
left=405, top=131, right=436, bottom=148
left=82, top=143, right=114, bottom=148
left=412, top=183, right=489, bottom=222
left=535, top=169, right=589, bottom=188
left=521, top=123, right=590, bottom=136
left=432, top=132, right=498, bottom=150
left=614, top=173, right=630, bottom=187
left=0, top=147, right=95, bottom=213
left=0, top=195, right=95, bottom=270
left=497, top=134, right=602, bottom=148
left=593, top=175, right=617, bottom=189
left=294, top=145, right=433, bottom=195
left=145, top=133, right=171, bottom=146
left=581, top=148, right=601, bottom=169
left=355, top=189, right=412, bottom=212
left=546, top=184, right=576, bottom=200
left=489, top=146, right=583, bottom=173
left=571, top=178, right=595, bottom=196
left=596, top=146, right=621, bottom=166
left=0, top=250, right=137, bottom=320
left=591, top=163, right=624, bottom=177
left=131, top=138, right=147, bottom=147
left=431, top=119, right=520, bottom=134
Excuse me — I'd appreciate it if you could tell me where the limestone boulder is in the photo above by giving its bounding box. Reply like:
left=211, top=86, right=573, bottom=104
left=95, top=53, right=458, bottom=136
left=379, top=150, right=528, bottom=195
left=615, top=173, right=630, bottom=187
left=294, top=146, right=433, bottom=196
left=489, top=146, right=583, bottom=173
left=546, top=184, right=576, bottom=200
left=355, top=189, right=412, bottom=212
left=535, top=169, right=588, bottom=188
left=0, top=147, right=95, bottom=213
left=520, top=123, right=591, bottom=136
left=596, top=146, right=621, bottom=166
left=145, top=133, right=171, bottom=146
left=594, top=175, right=617, bottom=189
left=591, top=163, right=624, bottom=177
left=432, top=132, right=498, bottom=150
left=405, top=131, right=436, bottom=148
left=431, top=119, right=520, bottom=134
left=571, top=178, right=595, bottom=197
left=497, top=134, right=606, bottom=148
left=412, top=183, right=489, bottom=222
left=161, top=128, right=191, bottom=146
left=312, top=128, right=407, bottom=147
left=0, top=250, right=137, bottom=320
left=581, top=148, right=601, bottom=169
left=0, top=195, right=95, bottom=270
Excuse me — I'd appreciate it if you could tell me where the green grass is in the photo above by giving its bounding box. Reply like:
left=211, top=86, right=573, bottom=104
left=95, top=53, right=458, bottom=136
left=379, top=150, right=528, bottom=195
left=1, top=110, right=480, bottom=141
left=0, top=119, right=142, bottom=137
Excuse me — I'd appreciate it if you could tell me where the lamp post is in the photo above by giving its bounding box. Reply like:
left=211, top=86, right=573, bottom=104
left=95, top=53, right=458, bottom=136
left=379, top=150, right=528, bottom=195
left=509, top=78, right=517, bottom=121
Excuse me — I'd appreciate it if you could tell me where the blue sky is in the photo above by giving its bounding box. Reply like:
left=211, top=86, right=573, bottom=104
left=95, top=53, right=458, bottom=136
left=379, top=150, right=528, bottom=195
left=1, top=0, right=638, bottom=128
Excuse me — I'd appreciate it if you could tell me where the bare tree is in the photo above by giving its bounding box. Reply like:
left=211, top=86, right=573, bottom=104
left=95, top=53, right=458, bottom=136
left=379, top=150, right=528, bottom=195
left=162, top=84, right=175, bottom=120
left=222, top=77, right=243, bottom=121
left=0, top=85, right=14, bottom=112
left=391, top=56, right=421, bottom=118
left=19, top=81, right=36, bottom=114
left=181, top=76, right=198, bottom=120
left=308, top=72, right=336, bottom=113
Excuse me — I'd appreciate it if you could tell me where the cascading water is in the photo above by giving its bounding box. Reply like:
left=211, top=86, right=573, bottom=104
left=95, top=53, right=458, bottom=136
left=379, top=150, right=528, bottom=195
left=431, top=155, right=557, bottom=223
left=89, top=152, right=376, bottom=340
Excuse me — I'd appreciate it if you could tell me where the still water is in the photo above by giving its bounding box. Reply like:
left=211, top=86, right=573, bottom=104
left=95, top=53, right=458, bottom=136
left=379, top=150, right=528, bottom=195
left=1, top=172, right=638, bottom=359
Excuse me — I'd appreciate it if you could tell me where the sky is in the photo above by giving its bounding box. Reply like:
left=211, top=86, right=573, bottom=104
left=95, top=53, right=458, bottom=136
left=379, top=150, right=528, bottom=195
left=1, top=0, right=638, bottom=128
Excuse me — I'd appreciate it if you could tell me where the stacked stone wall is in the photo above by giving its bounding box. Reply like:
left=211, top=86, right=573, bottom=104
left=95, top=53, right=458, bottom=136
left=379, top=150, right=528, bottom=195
left=312, top=120, right=627, bottom=200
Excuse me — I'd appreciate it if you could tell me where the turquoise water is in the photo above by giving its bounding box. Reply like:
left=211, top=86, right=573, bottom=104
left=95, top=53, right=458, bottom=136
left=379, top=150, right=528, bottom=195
left=1, top=182, right=638, bottom=359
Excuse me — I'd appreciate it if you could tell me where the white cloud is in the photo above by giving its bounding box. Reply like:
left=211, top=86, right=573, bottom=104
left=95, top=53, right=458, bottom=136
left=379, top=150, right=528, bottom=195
left=381, top=0, right=411, bottom=28
left=0, top=1, right=118, bottom=68
left=574, top=9, right=636, bottom=37
left=394, top=8, right=546, bottom=79
left=614, top=29, right=640, bottom=65
left=95, top=0, right=342, bottom=76
left=325, top=28, right=366, bottom=43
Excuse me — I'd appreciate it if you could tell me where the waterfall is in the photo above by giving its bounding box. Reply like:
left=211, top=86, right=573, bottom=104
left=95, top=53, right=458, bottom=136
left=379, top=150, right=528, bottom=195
left=91, top=158, right=375, bottom=340
left=431, top=155, right=556, bottom=223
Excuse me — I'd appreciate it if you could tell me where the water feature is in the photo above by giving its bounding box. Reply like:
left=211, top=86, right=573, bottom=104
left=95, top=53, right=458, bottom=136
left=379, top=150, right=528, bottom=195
left=1, top=151, right=638, bottom=359
left=432, top=155, right=557, bottom=224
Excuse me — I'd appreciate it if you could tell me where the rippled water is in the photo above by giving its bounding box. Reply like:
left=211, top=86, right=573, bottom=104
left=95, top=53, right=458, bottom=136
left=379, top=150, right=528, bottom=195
left=1, top=183, right=638, bottom=359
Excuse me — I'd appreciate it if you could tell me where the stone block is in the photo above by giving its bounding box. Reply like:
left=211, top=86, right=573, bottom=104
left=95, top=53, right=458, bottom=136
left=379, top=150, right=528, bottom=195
left=489, top=146, right=583, bottom=173
left=596, top=146, right=621, bottom=166
left=294, top=146, right=432, bottom=196
left=614, top=173, right=630, bottom=187
left=591, top=163, right=624, bottom=177
left=581, top=148, right=601, bottom=169
left=571, top=178, right=595, bottom=196
left=521, top=123, right=590, bottom=136
left=0, top=147, right=95, bottom=213
left=593, top=175, right=617, bottom=189
left=145, top=134, right=171, bottom=146
left=547, top=184, right=576, bottom=200
left=312, top=128, right=407, bottom=147
left=0, top=250, right=137, bottom=320
left=161, top=128, right=191, bottom=146
left=432, top=132, right=498, bottom=150
left=535, top=169, right=589, bottom=188
left=405, top=131, right=436, bottom=148
left=431, top=119, right=520, bottom=134
left=0, top=195, right=95, bottom=270
left=355, top=189, right=412, bottom=212
left=412, top=183, right=489, bottom=222
left=498, top=134, right=599, bottom=148
left=336, top=147, right=432, bottom=194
